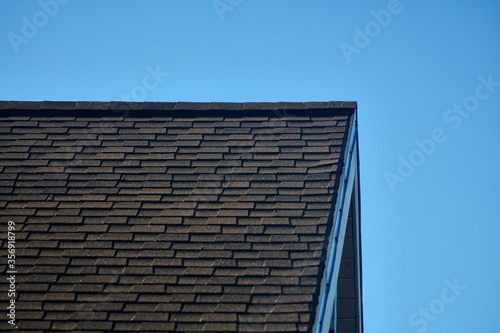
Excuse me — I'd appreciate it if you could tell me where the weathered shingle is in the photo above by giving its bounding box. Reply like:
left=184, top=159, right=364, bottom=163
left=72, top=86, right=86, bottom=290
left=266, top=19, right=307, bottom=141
left=0, top=101, right=356, bottom=332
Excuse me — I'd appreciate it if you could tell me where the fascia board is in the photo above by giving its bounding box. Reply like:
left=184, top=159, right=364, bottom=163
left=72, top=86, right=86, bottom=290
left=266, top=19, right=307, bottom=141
left=314, top=109, right=359, bottom=333
left=352, top=139, right=364, bottom=333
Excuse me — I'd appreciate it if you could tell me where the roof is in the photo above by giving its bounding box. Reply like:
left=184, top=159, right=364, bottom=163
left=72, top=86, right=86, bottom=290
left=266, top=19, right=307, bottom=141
left=0, top=101, right=359, bottom=332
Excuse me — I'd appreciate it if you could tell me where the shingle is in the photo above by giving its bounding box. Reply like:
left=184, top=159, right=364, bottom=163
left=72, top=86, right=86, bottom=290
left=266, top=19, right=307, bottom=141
left=141, top=322, right=177, bottom=331
left=0, top=100, right=9, bottom=109
left=327, top=101, right=357, bottom=109
left=74, top=101, right=110, bottom=110
left=175, top=323, right=204, bottom=332
left=108, top=100, right=142, bottom=111
left=141, top=101, right=176, bottom=111
left=238, top=323, right=266, bottom=332
left=175, top=102, right=211, bottom=110
left=208, top=102, right=244, bottom=110
left=243, top=102, right=279, bottom=110
left=113, top=322, right=142, bottom=331
left=6, top=101, right=42, bottom=110
left=277, top=102, right=308, bottom=110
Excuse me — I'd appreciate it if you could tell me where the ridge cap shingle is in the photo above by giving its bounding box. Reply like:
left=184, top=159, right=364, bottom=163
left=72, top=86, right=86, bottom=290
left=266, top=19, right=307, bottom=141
left=0, top=100, right=357, bottom=112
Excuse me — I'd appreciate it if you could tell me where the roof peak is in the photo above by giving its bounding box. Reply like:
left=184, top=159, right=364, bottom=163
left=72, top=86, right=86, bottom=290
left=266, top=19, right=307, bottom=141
left=0, top=101, right=356, bottom=110
left=0, top=101, right=357, bottom=117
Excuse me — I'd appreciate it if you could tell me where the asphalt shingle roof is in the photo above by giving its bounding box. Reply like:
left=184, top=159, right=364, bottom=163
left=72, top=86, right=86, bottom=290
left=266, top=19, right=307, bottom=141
left=0, top=101, right=356, bottom=332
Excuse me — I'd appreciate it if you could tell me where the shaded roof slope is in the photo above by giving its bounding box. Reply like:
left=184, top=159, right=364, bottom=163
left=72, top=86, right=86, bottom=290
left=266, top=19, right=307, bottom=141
left=0, top=101, right=356, bottom=332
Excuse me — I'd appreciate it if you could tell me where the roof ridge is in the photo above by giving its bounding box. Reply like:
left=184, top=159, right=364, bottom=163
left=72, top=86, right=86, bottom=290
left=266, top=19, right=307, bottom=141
left=0, top=100, right=357, bottom=112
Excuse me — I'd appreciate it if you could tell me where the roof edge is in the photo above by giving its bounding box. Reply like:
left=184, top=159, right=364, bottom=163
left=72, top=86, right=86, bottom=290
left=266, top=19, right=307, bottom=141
left=313, top=108, right=360, bottom=333
left=0, top=101, right=357, bottom=110
left=0, top=101, right=357, bottom=117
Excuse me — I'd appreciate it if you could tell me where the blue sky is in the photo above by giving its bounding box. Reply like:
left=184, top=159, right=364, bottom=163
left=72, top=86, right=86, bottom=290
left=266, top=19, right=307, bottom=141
left=2, top=1, right=500, bottom=332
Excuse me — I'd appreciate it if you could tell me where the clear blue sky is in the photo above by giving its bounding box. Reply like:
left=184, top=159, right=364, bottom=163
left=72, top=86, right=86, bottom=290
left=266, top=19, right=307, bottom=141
left=2, top=1, right=500, bottom=332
